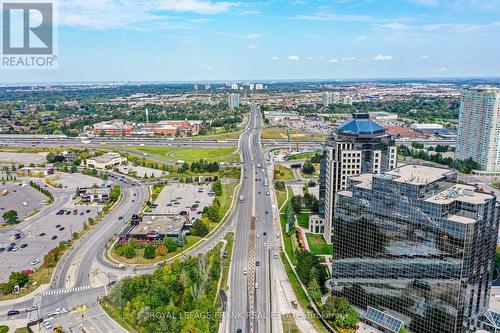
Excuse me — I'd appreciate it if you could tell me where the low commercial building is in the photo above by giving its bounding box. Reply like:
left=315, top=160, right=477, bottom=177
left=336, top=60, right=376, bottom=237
left=120, top=213, right=188, bottom=241
left=79, top=187, right=111, bottom=203
left=93, top=120, right=133, bottom=136
left=16, top=166, right=55, bottom=177
left=86, top=152, right=127, bottom=170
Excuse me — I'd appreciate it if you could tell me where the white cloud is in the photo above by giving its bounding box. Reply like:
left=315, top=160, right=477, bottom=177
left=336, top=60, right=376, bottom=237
left=373, top=55, right=393, bottom=61
left=307, top=56, right=315, bottom=60
left=271, top=56, right=279, bottom=60
left=247, top=44, right=256, bottom=49
left=158, top=0, right=236, bottom=14
left=240, top=33, right=266, bottom=39
left=287, top=55, right=300, bottom=61
left=378, top=22, right=411, bottom=30
left=421, top=55, right=429, bottom=59
left=357, top=35, right=367, bottom=41
left=341, top=57, right=356, bottom=61
left=58, top=0, right=237, bottom=29
left=329, top=58, right=339, bottom=63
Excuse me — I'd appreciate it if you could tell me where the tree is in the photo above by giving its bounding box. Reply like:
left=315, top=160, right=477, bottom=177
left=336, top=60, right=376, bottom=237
left=308, top=277, right=322, bottom=302
left=164, top=237, right=178, bottom=252
left=321, top=296, right=359, bottom=328
left=2, top=210, right=19, bottom=225
left=301, top=162, right=315, bottom=174
left=156, top=244, right=168, bottom=256
left=143, top=244, right=156, bottom=259
left=110, top=185, right=121, bottom=202
left=190, top=219, right=209, bottom=236
left=123, top=245, right=136, bottom=259
left=291, top=195, right=302, bottom=214
left=212, top=179, right=223, bottom=196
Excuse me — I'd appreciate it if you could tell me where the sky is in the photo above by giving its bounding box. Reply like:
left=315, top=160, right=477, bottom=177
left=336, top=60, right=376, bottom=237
left=1, top=0, right=500, bottom=82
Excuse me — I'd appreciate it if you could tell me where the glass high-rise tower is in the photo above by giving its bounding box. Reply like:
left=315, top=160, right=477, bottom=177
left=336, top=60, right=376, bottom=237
left=456, top=88, right=500, bottom=174
left=330, top=164, right=500, bottom=333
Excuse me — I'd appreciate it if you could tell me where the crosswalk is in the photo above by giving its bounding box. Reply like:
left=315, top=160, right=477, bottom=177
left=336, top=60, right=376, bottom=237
left=42, top=285, right=91, bottom=296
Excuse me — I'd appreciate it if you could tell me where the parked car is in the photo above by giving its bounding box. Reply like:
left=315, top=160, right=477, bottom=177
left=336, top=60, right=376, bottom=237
left=55, top=224, right=61, bottom=228
left=51, top=235, right=58, bottom=240
left=31, top=259, right=40, bottom=266
left=7, top=310, right=20, bottom=316
left=39, top=232, right=46, bottom=237
left=59, top=227, right=65, bottom=231
left=20, top=243, right=28, bottom=249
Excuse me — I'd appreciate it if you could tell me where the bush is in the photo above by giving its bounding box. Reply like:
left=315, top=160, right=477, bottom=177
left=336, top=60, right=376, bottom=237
left=191, top=219, right=209, bottom=237
left=143, top=244, right=156, bottom=259
left=123, top=245, right=136, bottom=259
left=164, top=238, right=178, bottom=252
left=156, top=244, right=168, bottom=256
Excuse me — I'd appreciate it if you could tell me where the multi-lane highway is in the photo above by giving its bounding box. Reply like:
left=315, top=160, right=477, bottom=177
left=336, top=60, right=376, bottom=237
left=226, top=105, right=278, bottom=333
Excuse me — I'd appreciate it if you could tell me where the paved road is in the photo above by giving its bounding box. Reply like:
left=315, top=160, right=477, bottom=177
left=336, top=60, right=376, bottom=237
left=226, top=106, right=278, bottom=333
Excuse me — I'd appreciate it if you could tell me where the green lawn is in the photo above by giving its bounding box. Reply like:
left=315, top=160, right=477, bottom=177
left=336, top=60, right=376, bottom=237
left=297, top=212, right=311, bottom=229
left=0, top=326, right=9, bottom=333
left=275, top=189, right=287, bottom=209
left=306, top=233, right=332, bottom=256
left=274, top=165, right=295, bottom=180
left=127, top=146, right=239, bottom=163
left=285, top=151, right=320, bottom=161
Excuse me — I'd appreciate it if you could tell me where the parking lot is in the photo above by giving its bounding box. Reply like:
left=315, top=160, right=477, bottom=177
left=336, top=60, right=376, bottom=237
left=0, top=183, right=46, bottom=224
left=0, top=173, right=106, bottom=283
left=0, top=204, right=99, bottom=282
left=152, top=183, right=214, bottom=224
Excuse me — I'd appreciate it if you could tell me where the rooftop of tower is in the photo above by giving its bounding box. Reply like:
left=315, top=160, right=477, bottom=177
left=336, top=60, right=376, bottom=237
left=336, top=113, right=386, bottom=136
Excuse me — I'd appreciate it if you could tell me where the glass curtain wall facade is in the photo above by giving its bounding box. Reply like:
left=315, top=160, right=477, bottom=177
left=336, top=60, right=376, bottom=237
left=330, top=165, right=500, bottom=333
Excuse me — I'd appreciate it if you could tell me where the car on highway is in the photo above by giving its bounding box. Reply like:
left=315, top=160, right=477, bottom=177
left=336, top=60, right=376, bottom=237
left=263, top=232, right=267, bottom=236
left=7, top=310, right=20, bottom=316
left=266, top=191, right=270, bottom=196
left=118, top=216, right=123, bottom=220
left=59, top=227, right=65, bottom=231
left=243, top=269, right=247, bottom=275
left=55, top=224, right=61, bottom=228
left=264, top=242, right=267, bottom=247
left=274, top=252, right=278, bottom=259
left=256, top=261, right=260, bottom=266
left=51, top=235, right=58, bottom=240
left=39, top=232, right=46, bottom=237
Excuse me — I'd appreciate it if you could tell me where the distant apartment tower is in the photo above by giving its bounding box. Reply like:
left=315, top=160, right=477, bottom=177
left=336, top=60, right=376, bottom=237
left=456, top=88, right=500, bottom=174
left=231, top=83, right=239, bottom=90
left=330, top=164, right=500, bottom=333
left=204, top=83, right=211, bottom=90
left=255, top=83, right=264, bottom=90
left=193, top=83, right=198, bottom=90
left=322, top=91, right=340, bottom=107
left=322, top=91, right=341, bottom=107
left=310, top=114, right=397, bottom=242
left=342, top=95, right=353, bottom=105
left=228, top=93, right=240, bottom=109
